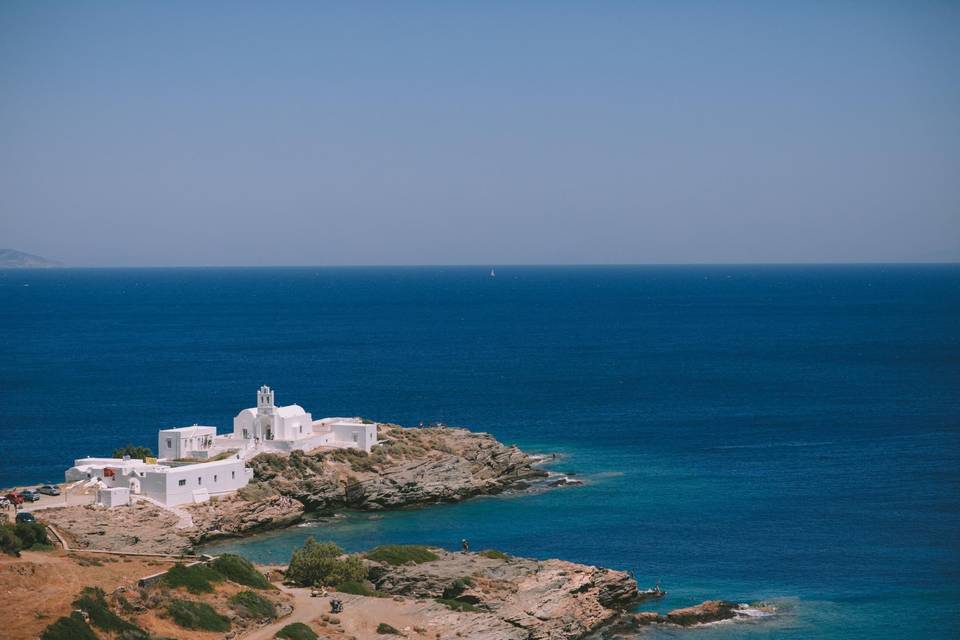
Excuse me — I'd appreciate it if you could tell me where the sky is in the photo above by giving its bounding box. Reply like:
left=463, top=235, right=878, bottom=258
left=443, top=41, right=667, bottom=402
left=1, top=1, right=958, bottom=267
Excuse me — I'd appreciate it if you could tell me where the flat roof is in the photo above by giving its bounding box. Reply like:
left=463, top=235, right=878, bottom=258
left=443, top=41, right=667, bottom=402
left=159, top=425, right=217, bottom=434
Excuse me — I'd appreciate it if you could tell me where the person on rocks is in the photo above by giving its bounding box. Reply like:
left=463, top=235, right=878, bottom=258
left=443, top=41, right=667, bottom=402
left=461, top=538, right=470, bottom=553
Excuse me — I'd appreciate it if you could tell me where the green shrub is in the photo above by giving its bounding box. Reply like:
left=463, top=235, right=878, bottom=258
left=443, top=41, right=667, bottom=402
left=163, top=562, right=224, bottom=594
left=73, top=586, right=143, bottom=633
left=286, top=538, right=367, bottom=587
left=478, top=549, right=509, bottom=560
left=436, top=597, right=480, bottom=612
left=167, top=599, right=231, bottom=631
left=442, top=576, right=474, bottom=600
left=376, top=622, right=402, bottom=634
left=112, top=444, right=153, bottom=459
left=211, top=553, right=271, bottom=588
left=365, top=544, right=438, bottom=566
left=230, top=590, right=277, bottom=619
left=41, top=613, right=98, bottom=640
left=275, top=622, right=319, bottom=640
left=335, top=580, right=379, bottom=596
left=1, top=522, right=51, bottom=555
left=0, top=525, right=23, bottom=556
left=26, top=522, right=49, bottom=546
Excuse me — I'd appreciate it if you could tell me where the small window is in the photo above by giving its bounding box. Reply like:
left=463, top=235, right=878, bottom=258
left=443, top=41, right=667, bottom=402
left=178, top=479, right=186, bottom=486
left=213, top=474, right=218, bottom=482
left=197, top=477, right=202, bottom=485
left=166, top=439, right=172, bottom=448
left=231, top=471, right=236, bottom=479
left=299, top=425, right=303, bottom=433
left=352, top=432, right=359, bottom=443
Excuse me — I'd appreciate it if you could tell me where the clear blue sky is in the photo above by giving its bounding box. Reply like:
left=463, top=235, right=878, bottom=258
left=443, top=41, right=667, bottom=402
left=1, top=1, right=958, bottom=266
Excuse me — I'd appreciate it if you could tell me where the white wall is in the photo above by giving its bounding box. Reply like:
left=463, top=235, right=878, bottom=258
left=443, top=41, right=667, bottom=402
left=329, top=422, right=378, bottom=452
left=278, top=411, right=313, bottom=440
left=142, top=458, right=252, bottom=506
left=233, top=409, right=256, bottom=439
left=158, top=427, right=217, bottom=460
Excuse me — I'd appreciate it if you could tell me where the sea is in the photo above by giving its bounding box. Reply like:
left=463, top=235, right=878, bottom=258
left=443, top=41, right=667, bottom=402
left=2, top=265, right=958, bottom=639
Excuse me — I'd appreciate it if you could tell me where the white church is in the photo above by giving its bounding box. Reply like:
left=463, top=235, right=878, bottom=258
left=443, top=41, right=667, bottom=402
left=67, top=386, right=379, bottom=507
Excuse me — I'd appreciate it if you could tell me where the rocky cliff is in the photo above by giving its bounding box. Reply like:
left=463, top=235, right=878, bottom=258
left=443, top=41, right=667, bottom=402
left=187, top=425, right=548, bottom=543
left=368, top=549, right=639, bottom=640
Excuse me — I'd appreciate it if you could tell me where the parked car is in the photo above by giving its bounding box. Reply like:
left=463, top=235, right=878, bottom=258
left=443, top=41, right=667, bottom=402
left=15, top=511, right=36, bottom=524
left=36, top=485, right=61, bottom=496
left=20, top=490, right=40, bottom=502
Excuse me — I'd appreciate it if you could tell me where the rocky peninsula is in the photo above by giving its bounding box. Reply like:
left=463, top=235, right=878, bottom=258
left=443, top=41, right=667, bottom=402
left=13, top=424, right=776, bottom=639
left=41, top=424, right=550, bottom=554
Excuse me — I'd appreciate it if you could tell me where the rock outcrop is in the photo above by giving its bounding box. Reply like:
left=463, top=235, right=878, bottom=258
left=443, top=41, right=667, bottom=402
left=369, top=549, right=638, bottom=639
left=188, top=425, right=548, bottom=543
left=621, top=599, right=776, bottom=630
left=186, top=494, right=305, bottom=543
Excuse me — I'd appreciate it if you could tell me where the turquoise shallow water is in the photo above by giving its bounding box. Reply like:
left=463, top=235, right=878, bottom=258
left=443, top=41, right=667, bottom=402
left=3, top=265, right=959, bottom=638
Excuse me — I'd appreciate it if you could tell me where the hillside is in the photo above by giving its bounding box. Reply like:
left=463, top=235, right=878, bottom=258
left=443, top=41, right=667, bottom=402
left=0, top=248, right=62, bottom=268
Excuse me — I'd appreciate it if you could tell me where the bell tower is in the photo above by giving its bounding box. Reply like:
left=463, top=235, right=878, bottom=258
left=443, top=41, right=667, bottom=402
left=257, top=385, right=275, bottom=415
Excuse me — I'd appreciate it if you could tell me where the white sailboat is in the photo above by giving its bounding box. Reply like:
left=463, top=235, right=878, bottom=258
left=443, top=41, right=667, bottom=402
left=490, top=268, right=496, bottom=277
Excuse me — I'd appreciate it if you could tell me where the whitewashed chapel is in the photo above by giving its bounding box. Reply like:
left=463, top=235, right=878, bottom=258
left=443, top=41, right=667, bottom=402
left=66, top=386, right=379, bottom=507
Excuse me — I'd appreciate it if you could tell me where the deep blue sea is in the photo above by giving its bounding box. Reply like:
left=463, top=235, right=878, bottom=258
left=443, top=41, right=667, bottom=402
left=2, top=265, right=958, bottom=638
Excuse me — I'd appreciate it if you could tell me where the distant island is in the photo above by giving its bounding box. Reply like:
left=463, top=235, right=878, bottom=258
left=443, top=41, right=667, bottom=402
left=0, top=248, right=62, bottom=268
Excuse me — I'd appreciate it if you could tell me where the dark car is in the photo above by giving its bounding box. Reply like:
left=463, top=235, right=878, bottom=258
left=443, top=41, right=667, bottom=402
left=37, top=485, right=61, bottom=496
left=19, top=490, right=40, bottom=502
left=15, top=512, right=36, bottom=524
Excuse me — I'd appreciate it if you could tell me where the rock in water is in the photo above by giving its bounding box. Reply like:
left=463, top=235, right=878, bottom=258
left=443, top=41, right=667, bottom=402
left=665, top=600, right=739, bottom=626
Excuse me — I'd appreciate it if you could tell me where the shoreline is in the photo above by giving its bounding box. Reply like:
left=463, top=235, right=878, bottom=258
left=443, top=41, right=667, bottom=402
left=3, top=424, right=776, bottom=639
left=20, top=424, right=555, bottom=555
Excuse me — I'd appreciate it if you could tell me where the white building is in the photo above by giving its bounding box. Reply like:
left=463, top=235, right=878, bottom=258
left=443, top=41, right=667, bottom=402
left=66, top=455, right=253, bottom=507
left=314, top=417, right=378, bottom=451
left=138, top=457, right=253, bottom=506
left=229, top=386, right=378, bottom=454
left=97, top=486, right=130, bottom=508
left=233, top=386, right=313, bottom=443
left=63, top=385, right=378, bottom=507
left=158, top=425, right=217, bottom=460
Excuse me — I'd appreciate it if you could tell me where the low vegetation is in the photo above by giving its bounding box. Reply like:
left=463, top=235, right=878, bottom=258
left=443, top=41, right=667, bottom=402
left=167, top=598, right=231, bottom=631
left=163, top=554, right=271, bottom=594
left=238, top=481, right=279, bottom=501
left=442, top=576, right=474, bottom=600
left=112, top=444, right=154, bottom=459
left=286, top=538, right=367, bottom=587
left=479, top=549, right=509, bottom=560
left=162, top=562, right=224, bottom=594
left=365, top=544, right=439, bottom=566
left=41, top=613, right=98, bottom=640
left=211, top=553, right=272, bottom=588
left=230, top=590, right=277, bottom=619
left=0, top=522, right=51, bottom=556
left=275, top=622, right=319, bottom=640
left=436, top=597, right=481, bottom=612
left=43, top=588, right=154, bottom=640
left=74, top=587, right=145, bottom=634
left=376, top=622, right=403, bottom=634
left=335, top=579, right=381, bottom=596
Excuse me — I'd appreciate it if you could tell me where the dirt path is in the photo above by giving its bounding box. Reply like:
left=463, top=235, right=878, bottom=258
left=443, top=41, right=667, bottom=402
left=241, top=585, right=452, bottom=640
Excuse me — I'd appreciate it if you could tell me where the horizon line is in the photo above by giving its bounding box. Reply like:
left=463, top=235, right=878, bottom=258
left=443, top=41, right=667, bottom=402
left=3, top=260, right=959, bottom=270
